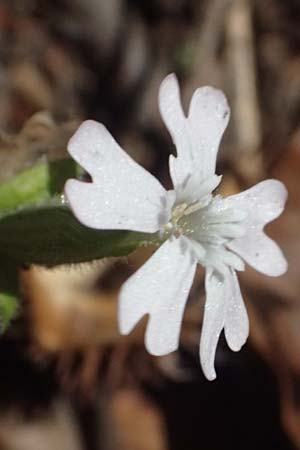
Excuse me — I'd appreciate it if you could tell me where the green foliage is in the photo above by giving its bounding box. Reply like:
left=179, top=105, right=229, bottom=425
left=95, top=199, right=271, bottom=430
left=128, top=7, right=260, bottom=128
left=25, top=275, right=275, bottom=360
left=0, top=292, right=19, bottom=331
left=0, top=159, right=156, bottom=331
left=0, top=202, right=150, bottom=266
left=0, top=258, right=20, bottom=331
left=0, top=158, right=80, bottom=211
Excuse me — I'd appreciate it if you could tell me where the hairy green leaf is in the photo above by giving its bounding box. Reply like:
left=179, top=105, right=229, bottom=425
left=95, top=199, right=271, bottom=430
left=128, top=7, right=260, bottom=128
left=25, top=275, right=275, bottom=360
left=0, top=259, right=20, bottom=332
left=0, top=292, right=19, bottom=331
left=0, top=158, right=158, bottom=331
left=0, top=159, right=157, bottom=266
left=0, top=201, right=153, bottom=265
left=0, top=158, right=80, bottom=211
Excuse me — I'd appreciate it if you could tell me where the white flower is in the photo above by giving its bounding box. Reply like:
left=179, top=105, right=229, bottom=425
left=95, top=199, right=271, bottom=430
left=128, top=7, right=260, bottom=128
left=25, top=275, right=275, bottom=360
left=65, top=74, right=288, bottom=380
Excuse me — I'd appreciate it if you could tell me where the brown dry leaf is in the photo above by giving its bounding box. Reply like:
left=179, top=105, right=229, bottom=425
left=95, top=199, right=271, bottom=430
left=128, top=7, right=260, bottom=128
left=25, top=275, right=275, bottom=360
left=21, top=264, right=120, bottom=352
left=0, top=400, right=82, bottom=450
left=110, top=388, right=168, bottom=450
left=21, top=252, right=153, bottom=354
left=0, top=112, right=79, bottom=181
left=9, top=62, right=54, bottom=111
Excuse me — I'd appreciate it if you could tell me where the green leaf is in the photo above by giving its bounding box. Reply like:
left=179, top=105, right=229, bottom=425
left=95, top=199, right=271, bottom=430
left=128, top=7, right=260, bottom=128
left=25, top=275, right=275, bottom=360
left=0, top=158, right=80, bottom=211
left=0, top=159, right=158, bottom=266
left=0, top=158, right=160, bottom=331
left=0, top=201, right=154, bottom=265
left=0, top=157, right=159, bottom=331
left=0, top=259, right=20, bottom=332
left=0, top=159, right=83, bottom=331
left=0, top=292, right=19, bottom=331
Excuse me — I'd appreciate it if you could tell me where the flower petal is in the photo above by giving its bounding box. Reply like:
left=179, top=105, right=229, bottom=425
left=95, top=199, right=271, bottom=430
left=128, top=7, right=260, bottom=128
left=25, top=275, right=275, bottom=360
left=187, top=86, right=230, bottom=181
left=200, top=268, right=248, bottom=380
left=228, top=231, right=287, bottom=277
left=159, top=74, right=189, bottom=162
left=159, top=74, right=229, bottom=199
left=65, top=120, right=171, bottom=232
left=118, top=236, right=197, bottom=356
left=224, top=270, right=249, bottom=352
left=224, top=179, right=288, bottom=276
left=200, top=269, right=226, bottom=381
left=224, top=179, right=288, bottom=227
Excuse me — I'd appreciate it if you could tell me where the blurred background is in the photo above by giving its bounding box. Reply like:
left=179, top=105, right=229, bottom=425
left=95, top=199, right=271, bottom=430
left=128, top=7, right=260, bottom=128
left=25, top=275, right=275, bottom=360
left=0, top=0, right=300, bottom=449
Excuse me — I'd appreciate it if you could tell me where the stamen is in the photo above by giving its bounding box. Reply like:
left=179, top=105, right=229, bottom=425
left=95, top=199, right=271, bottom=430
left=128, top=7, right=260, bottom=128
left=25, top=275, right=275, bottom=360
left=172, top=203, right=188, bottom=222
left=183, top=201, right=203, bottom=216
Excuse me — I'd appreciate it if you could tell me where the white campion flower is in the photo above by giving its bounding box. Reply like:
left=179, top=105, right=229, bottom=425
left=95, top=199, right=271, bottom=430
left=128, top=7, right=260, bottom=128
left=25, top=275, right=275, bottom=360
left=65, top=74, right=288, bottom=380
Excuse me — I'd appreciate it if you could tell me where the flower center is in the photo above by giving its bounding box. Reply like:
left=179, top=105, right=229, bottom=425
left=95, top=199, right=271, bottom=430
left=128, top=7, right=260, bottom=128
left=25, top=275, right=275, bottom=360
left=163, top=200, right=204, bottom=238
left=163, top=196, right=247, bottom=246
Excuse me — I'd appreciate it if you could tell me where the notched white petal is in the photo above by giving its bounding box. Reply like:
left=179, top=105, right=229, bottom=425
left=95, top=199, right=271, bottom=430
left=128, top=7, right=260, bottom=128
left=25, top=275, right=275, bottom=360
left=65, top=120, right=172, bottom=233
left=224, top=179, right=288, bottom=228
left=188, top=86, right=230, bottom=127
left=200, top=268, right=248, bottom=380
left=187, top=86, right=230, bottom=179
left=224, top=179, right=288, bottom=277
left=159, top=74, right=189, bottom=156
left=200, top=269, right=226, bottom=380
left=228, top=231, right=288, bottom=277
left=159, top=74, right=193, bottom=191
left=224, top=270, right=249, bottom=352
left=118, top=236, right=197, bottom=356
left=160, top=75, right=230, bottom=197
